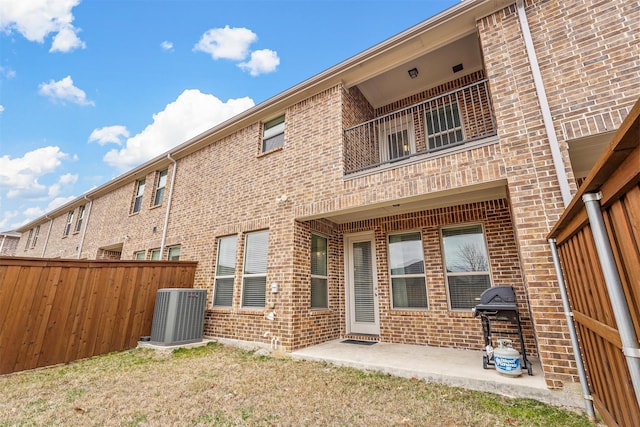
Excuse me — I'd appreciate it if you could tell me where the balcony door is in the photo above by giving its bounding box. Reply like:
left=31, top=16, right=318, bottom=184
left=379, top=115, right=415, bottom=162
left=344, top=232, right=380, bottom=335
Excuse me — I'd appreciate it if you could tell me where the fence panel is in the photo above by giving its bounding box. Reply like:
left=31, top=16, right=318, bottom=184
left=0, top=257, right=197, bottom=375
left=549, top=99, right=639, bottom=426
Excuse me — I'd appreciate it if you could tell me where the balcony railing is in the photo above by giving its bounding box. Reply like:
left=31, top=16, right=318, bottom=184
left=344, top=79, right=497, bottom=175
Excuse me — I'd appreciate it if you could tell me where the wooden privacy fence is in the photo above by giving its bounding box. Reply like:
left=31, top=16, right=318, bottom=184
left=0, top=257, right=197, bottom=375
left=548, top=99, right=640, bottom=427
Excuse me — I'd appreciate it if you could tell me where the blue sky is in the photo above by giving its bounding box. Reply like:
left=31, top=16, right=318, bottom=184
left=0, top=0, right=458, bottom=231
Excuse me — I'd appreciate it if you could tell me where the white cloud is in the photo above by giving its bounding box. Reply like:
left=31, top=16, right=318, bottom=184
left=161, top=40, right=173, bottom=51
left=0, top=210, right=19, bottom=230
left=17, top=196, right=76, bottom=228
left=238, top=49, right=280, bottom=76
left=38, top=75, right=94, bottom=106
left=0, top=105, right=4, bottom=113
left=89, top=125, right=129, bottom=145
left=103, top=89, right=254, bottom=171
left=194, top=26, right=257, bottom=60
left=0, top=0, right=85, bottom=52
left=50, top=23, right=85, bottom=52
left=0, top=146, right=69, bottom=199
left=47, top=172, right=78, bottom=197
left=0, top=66, right=16, bottom=79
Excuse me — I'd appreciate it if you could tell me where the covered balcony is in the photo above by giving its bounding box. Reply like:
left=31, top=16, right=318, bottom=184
left=344, top=79, right=496, bottom=175
left=341, top=31, right=497, bottom=176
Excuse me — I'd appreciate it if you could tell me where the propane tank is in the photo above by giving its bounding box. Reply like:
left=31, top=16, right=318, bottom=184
left=493, top=339, right=522, bottom=377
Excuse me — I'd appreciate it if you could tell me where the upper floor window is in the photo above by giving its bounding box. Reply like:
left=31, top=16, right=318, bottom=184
left=441, top=224, right=491, bottom=310
left=32, top=225, right=40, bottom=248
left=63, top=210, right=74, bottom=236
left=134, top=251, right=146, bottom=260
left=311, top=234, right=329, bottom=309
left=75, top=205, right=85, bottom=233
left=153, top=169, right=168, bottom=206
left=379, top=115, right=415, bottom=162
left=388, top=232, right=428, bottom=309
left=168, top=245, right=181, bottom=260
left=242, top=230, right=269, bottom=308
left=132, top=179, right=145, bottom=214
left=262, top=115, right=284, bottom=152
left=214, top=235, right=237, bottom=307
left=25, top=229, right=33, bottom=251
left=425, top=103, right=463, bottom=151
left=150, top=248, right=161, bottom=260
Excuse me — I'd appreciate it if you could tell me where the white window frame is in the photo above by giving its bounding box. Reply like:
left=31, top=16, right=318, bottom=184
left=213, top=236, right=237, bottom=307
left=241, top=230, right=269, bottom=309
left=311, top=234, right=329, bottom=310
left=132, top=179, right=145, bottom=214
left=134, top=251, right=146, bottom=260
left=75, top=205, right=85, bottom=233
left=379, top=113, right=416, bottom=162
left=387, top=231, right=428, bottom=310
left=150, top=248, right=161, bottom=260
left=153, top=169, right=168, bottom=206
left=167, top=245, right=181, bottom=261
left=441, top=223, right=492, bottom=311
left=25, top=229, right=33, bottom=250
left=425, top=102, right=464, bottom=152
left=32, top=225, right=40, bottom=248
left=262, top=115, right=285, bottom=152
left=63, top=210, right=74, bottom=236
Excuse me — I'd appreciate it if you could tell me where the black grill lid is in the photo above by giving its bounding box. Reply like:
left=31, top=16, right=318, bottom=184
left=473, top=286, right=517, bottom=312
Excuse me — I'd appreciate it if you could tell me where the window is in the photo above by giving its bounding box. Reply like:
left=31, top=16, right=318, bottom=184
left=214, top=236, right=237, bottom=307
left=153, top=169, right=168, bottom=206
left=25, top=229, right=33, bottom=251
left=32, top=225, right=40, bottom=248
left=75, top=205, right=85, bottom=233
left=262, top=115, right=284, bottom=152
left=168, top=245, right=181, bottom=261
left=242, top=230, right=268, bottom=308
left=63, top=210, right=74, bottom=236
left=380, top=115, right=415, bottom=161
left=442, top=224, right=491, bottom=310
left=388, top=232, right=428, bottom=309
left=132, top=179, right=145, bottom=213
left=311, top=234, right=328, bottom=309
left=134, top=251, right=146, bottom=260
left=425, top=103, right=463, bottom=151
left=150, top=248, right=161, bottom=260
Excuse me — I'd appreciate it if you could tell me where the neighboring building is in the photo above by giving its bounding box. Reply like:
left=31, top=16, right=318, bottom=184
left=0, top=231, right=20, bottom=256
left=16, top=0, right=639, bottom=393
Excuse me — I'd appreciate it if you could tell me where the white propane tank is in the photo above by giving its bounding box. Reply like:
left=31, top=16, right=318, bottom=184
left=493, top=339, right=522, bottom=377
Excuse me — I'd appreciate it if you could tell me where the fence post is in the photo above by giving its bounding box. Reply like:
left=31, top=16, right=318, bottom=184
left=583, top=192, right=640, bottom=406
left=548, top=238, right=595, bottom=419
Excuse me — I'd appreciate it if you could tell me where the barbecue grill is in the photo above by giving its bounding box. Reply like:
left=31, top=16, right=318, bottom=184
left=473, top=286, right=533, bottom=375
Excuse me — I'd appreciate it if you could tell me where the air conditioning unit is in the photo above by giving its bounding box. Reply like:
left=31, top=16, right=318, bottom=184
left=150, top=288, right=207, bottom=346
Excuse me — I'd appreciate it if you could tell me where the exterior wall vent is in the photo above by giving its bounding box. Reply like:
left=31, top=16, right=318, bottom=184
left=150, top=288, right=207, bottom=345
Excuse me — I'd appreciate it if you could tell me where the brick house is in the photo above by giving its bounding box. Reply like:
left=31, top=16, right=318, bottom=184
left=15, top=0, right=639, bottom=392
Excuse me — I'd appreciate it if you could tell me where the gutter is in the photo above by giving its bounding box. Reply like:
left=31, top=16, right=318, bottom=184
left=76, top=196, right=93, bottom=259
left=516, top=0, right=572, bottom=207
left=158, top=154, right=177, bottom=259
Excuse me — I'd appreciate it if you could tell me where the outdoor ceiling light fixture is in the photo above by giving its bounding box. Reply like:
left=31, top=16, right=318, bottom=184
left=408, top=68, right=419, bottom=79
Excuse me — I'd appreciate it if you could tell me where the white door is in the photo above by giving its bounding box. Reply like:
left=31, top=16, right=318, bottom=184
left=345, top=232, right=380, bottom=335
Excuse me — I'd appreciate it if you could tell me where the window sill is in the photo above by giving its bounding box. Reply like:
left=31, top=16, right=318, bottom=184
left=150, top=204, right=163, bottom=210
left=310, top=308, right=332, bottom=314
left=257, top=146, right=283, bottom=158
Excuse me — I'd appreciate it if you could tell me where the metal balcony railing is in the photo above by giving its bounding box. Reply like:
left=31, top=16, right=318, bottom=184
left=344, top=79, right=497, bottom=175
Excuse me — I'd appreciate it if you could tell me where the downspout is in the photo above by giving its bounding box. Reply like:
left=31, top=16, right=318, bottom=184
left=76, top=196, right=93, bottom=259
left=516, top=0, right=572, bottom=207
left=548, top=238, right=595, bottom=419
left=159, top=154, right=177, bottom=259
left=41, top=216, right=53, bottom=257
left=0, top=234, right=5, bottom=255
left=583, top=192, right=640, bottom=405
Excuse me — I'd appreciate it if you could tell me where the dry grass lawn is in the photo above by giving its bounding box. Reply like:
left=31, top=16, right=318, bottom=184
left=0, top=342, right=593, bottom=426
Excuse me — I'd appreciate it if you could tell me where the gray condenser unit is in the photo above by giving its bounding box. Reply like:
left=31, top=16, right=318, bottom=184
left=150, top=288, right=207, bottom=345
